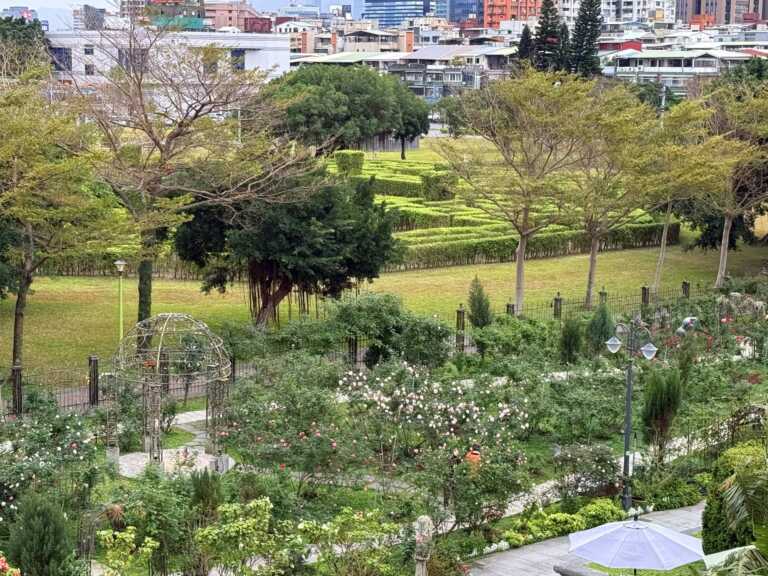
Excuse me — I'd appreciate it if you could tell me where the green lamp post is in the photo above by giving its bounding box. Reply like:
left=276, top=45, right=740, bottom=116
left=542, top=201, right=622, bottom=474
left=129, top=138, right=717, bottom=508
left=114, top=259, right=127, bottom=340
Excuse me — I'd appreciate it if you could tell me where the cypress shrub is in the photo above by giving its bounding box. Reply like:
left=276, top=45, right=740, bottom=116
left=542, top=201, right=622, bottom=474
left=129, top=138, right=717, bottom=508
left=560, top=318, right=583, bottom=364
left=586, top=303, right=614, bottom=355
left=8, top=494, right=72, bottom=576
left=468, top=276, right=493, bottom=329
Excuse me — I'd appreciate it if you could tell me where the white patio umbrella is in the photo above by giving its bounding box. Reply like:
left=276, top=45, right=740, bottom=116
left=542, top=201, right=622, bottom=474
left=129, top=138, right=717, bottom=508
left=568, top=518, right=704, bottom=575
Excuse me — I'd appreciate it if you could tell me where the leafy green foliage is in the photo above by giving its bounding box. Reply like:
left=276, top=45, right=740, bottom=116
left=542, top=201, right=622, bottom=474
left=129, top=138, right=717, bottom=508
left=177, top=179, right=400, bottom=326
left=97, top=527, right=158, bottom=576
left=224, top=353, right=353, bottom=493
left=473, top=316, right=557, bottom=360
left=468, top=276, right=493, bottom=329
left=299, top=508, right=399, bottom=576
left=196, top=498, right=303, bottom=575
left=334, top=150, right=365, bottom=176
left=586, top=303, right=614, bottom=355
left=270, top=65, right=427, bottom=151
left=641, top=369, right=683, bottom=465
left=8, top=494, right=72, bottom=576
left=560, top=318, right=583, bottom=364
left=554, top=444, right=619, bottom=500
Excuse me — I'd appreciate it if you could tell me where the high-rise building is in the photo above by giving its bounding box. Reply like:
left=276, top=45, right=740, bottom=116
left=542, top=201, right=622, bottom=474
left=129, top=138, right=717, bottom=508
left=678, top=0, right=752, bottom=24
left=362, top=0, right=430, bottom=27
left=1, top=5, right=37, bottom=20
left=146, top=0, right=206, bottom=29
left=483, top=0, right=540, bottom=27
left=73, top=4, right=107, bottom=30
left=120, top=0, right=147, bottom=18
left=450, top=0, right=484, bottom=22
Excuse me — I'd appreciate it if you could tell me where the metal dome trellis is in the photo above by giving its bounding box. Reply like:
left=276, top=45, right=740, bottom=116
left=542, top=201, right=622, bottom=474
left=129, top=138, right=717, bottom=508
left=107, top=313, right=231, bottom=465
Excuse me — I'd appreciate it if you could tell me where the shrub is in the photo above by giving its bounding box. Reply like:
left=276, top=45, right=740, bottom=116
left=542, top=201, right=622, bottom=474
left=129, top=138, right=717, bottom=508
left=468, top=276, right=493, bottom=329
left=334, top=150, right=364, bottom=175
left=641, top=369, right=682, bottom=466
left=635, top=476, right=701, bottom=511
left=504, top=531, right=527, bottom=548
left=576, top=498, right=625, bottom=528
left=702, top=488, right=753, bottom=554
left=473, top=316, right=557, bottom=359
left=554, top=444, right=620, bottom=500
left=544, top=512, right=587, bottom=536
left=8, top=494, right=72, bottom=576
left=560, top=318, right=583, bottom=364
left=586, top=303, right=614, bottom=355
left=397, top=314, right=452, bottom=368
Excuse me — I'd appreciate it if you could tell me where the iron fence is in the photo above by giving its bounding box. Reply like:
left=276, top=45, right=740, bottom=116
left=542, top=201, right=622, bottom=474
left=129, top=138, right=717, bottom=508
left=0, top=281, right=713, bottom=417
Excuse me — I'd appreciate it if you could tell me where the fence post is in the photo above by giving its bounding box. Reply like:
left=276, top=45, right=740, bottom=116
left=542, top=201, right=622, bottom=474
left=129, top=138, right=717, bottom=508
left=682, top=280, right=690, bottom=299
left=455, top=304, right=466, bottom=354
left=88, top=355, right=99, bottom=407
left=553, top=292, right=563, bottom=320
left=641, top=285, right=650, bottom=306
left=11, top=364, right=22, bottom=417
left=505, top=300, right=515, bottom=316
left=230, top=354, right=236, bottom=385
left=599, top=287, right=608, bottom=305
left=347, top=335, right=358, bottom=366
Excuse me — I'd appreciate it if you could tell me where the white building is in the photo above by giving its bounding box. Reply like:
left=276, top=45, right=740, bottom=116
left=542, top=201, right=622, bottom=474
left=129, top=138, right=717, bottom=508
left=603, top=48, right=753, bottom=95
left=45, top=29, right=291, bottom=82
left=558, top=0, right=674, bottom=28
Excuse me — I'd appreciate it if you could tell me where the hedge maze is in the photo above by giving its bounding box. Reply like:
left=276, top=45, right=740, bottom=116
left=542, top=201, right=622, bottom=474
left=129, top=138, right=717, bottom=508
left=330, top=151, right=678, bottom=271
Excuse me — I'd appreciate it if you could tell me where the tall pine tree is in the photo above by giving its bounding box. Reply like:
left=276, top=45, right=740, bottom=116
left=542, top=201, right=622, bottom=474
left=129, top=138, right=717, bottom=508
left=518, top=24, right=534, bottom=62
left=570, top=0, right=603, bottom=77
left=557, top=22, right=570, bottom=71
left=534, top=0, right=562, bottom=70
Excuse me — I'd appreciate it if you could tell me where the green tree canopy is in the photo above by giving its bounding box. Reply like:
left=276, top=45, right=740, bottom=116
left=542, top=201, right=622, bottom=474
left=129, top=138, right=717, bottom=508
left=176, top=178, right=400, bottom=326
left=0, top=17, right=47, bottom=78
left=518, top=25, right=534, bottom=62
left=269, top=64, right=428, bottom=151
left=393, top=81, right=430, bottom=159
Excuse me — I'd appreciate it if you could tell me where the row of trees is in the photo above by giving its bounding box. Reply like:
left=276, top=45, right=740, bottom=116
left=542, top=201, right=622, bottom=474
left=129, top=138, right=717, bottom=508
left=0, top=22, right=426, bottom=371
left=440, top=67, right=768, bottom=314
left=518, top=0, right=602, bottom=76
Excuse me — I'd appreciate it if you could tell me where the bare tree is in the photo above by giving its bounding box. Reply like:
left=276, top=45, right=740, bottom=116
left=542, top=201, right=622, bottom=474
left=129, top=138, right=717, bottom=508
left=69, top=21, right=319, bottom=322
left=437, top=69, right=592, bottom=315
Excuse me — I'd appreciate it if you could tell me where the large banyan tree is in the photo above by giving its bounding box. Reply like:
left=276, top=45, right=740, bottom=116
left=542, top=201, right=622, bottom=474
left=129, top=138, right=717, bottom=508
left=175, top=178, right=400, bottom=326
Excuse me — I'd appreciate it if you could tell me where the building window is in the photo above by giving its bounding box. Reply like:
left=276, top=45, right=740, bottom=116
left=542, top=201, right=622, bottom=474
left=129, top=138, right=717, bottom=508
left=231, top=49, right=246, bottom=71
left=50, top=47, right=72, bottom=71
left=84, top=63, right=95, bottom=75
left=84, top=44, right=94, bottom=55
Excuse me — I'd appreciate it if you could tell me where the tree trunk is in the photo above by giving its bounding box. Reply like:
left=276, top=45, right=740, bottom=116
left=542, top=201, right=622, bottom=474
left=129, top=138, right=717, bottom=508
left=11, top=268, right=32, bottom=370
left=137, top=231, right=156, bottom=323
left=514, top=234, right=527, bottom=316
left=401, top=137, right=406, bottom=160
left=652, top=201, right=672, bottom=294
left=714, top=214, right=734, bottom=289
left=584, top=235, right=600, bottom=309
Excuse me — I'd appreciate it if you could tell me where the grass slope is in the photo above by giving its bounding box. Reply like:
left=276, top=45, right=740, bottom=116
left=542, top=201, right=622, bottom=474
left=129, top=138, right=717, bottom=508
left=0, top=243, right=764, bottom=370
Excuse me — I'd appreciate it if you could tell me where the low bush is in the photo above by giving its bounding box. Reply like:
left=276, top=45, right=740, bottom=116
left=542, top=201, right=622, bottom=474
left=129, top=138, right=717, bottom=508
left=576, top=498, right=625, bottom=528
left=503, top=499, right=623, bottom=548
left=634, top=475, right=702, bottom=511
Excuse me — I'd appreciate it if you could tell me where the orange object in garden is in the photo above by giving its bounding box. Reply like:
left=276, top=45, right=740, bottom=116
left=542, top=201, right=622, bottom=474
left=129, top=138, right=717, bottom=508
left=465, top=444, right=482, bottom=472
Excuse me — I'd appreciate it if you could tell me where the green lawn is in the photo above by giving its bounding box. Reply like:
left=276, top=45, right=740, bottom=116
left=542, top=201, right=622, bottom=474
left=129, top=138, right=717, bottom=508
left=0, top=243, right=764, bottom=370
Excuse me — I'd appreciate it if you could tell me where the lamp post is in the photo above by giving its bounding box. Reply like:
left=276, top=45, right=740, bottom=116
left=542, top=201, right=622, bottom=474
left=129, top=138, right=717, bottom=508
left=606, top=316, right=658, bottom=511
left=114, top=259, right=127, bottom=340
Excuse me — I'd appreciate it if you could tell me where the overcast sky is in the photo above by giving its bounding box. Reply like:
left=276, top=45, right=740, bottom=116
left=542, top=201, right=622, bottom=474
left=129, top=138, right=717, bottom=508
left=1, top=0, right=342, bottom=30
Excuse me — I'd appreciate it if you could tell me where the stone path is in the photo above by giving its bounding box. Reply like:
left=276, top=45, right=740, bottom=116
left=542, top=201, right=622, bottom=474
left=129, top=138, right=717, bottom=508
left=470, top=502, right=706, bottom=576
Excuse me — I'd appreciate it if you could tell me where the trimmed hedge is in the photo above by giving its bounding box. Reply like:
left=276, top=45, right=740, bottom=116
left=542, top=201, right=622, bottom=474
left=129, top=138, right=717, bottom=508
left=334, top=150, right=364, bottom=175
left=386, top=222, right=681, bottom=271
left=421, top=170, right=458, bottom=200
left=351, top=175, right=423, bottom=198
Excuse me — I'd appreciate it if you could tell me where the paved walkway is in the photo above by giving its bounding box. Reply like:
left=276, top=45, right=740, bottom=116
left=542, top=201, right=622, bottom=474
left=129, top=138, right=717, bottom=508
left=470, top=502, right=705, bottom=576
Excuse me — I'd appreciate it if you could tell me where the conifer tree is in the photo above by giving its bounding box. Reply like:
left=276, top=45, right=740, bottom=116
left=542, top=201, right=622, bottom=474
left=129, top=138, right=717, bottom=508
left=518, top=24, right=534, bottom=62
left=570, top=0, right=603, bottom=76
left=534, top=0, right=562, bottom=70
left=557, top=22, right=571, bottom=71
left=468, top=276, right=493, bottom=329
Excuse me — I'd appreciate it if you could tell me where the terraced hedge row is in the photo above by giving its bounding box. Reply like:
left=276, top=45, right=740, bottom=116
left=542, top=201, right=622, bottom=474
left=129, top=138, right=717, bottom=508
left=386, top=222, right=680, bottom=271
